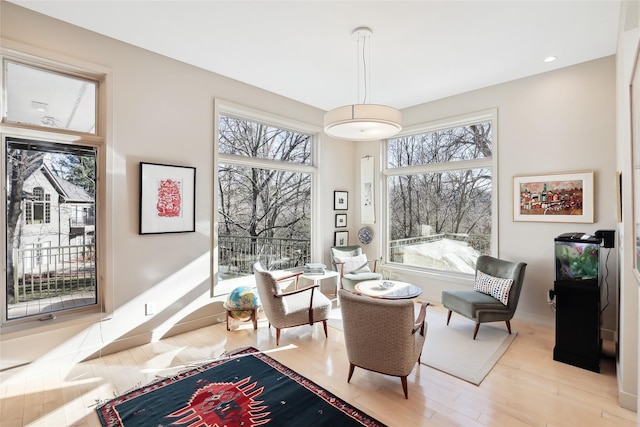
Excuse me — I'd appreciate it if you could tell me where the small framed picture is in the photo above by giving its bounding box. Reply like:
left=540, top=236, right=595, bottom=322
left=335, top=214, right=347, bottom=228
left=334, top=231, right=349, bottom=246
left=334, top=191, right=348, bottom=210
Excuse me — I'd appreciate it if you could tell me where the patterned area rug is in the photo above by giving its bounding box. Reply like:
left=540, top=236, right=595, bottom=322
left=96, top=347, right=386, bottom=427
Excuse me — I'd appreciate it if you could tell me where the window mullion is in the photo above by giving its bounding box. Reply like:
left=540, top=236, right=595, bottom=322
left=384, top=157, right=492, bottom=176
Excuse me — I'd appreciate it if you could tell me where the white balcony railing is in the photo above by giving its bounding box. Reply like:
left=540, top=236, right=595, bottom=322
left=12, top=244, right=96, bottom=303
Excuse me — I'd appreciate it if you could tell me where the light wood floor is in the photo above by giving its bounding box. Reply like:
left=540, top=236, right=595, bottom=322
left=0, top=303, right=636, bottom=427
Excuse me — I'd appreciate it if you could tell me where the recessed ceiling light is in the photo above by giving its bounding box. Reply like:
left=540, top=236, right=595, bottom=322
left=31, top=100, right=48, bottom=112
left=544, top=56, right=557, bottom=63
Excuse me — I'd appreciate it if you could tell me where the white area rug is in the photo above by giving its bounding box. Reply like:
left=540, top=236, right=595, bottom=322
left=328, top=306, right=516, bottom=386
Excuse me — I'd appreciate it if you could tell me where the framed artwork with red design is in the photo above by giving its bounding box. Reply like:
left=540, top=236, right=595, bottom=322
left=139, top=162, right=196, bottom=234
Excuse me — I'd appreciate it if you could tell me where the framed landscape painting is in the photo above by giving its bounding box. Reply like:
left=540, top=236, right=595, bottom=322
left=139, top=162, right=196, bottom=234
left=513, top=171, right=594, bottom=223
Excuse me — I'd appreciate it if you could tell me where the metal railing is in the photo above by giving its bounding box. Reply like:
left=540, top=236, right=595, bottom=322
left=13, top=244, right=96, bottom=302
left=218, top=235, right=311, bottom=276
left=69, top=216, right=95, bottom=227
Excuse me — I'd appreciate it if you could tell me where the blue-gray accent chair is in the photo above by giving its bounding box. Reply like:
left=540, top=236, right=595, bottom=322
left=330, top=245, right=382, bottom=291
left=441, top=255, right=527, bottom=340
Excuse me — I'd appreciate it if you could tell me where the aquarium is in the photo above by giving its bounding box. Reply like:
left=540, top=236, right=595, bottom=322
left=555, top=233, right=600, bottom=281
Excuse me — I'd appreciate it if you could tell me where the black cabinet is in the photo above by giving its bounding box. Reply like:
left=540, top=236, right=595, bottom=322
left=553, top=279, right=601, bottom=372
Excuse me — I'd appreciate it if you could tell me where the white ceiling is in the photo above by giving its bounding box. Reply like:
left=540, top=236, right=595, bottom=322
left=8, top=1, right=622, bottom=111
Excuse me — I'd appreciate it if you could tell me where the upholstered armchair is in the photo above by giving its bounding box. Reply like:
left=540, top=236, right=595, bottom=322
left=253, top=262, right=332, bottom=345
left=330, top=245, right=382, bottom=291
left=441, top=255, right=527, bottom=340
left=338, top=289, right=429, bottom=399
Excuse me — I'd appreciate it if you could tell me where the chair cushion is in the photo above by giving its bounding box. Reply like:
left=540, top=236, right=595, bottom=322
left=280, top=289, right=331, bottom=327
left=441, top=290, right=506, bottom=320
left=334, top=254, right=371, bottom=274
left=473, top=270, right=513, bottom=305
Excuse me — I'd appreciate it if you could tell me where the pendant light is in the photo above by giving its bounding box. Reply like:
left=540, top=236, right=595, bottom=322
left=324, top=27, right=401, bottom=141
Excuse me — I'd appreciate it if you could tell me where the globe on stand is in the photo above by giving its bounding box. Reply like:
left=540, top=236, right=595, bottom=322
left=224, top=286, right=260, bottom=321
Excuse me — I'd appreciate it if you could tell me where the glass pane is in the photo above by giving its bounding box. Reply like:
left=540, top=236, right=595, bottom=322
left=5, top=61, right=97, bottom=134
left=6, top=138, right=97, bottom=320
left=387, top=168, right=492, bottom=273
left=218, top=115, right=311, bottom=164
left=388, top=122, right=492, bottom=168
left=218, top=163, right=311, bottom=280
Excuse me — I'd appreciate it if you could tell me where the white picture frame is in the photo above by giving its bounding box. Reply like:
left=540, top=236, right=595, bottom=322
left=513, top=171, right=594, bottom=223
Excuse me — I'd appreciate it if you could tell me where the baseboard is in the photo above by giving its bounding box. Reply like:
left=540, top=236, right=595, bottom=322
left=87, top=313, right=225, bottom=359
left=514, top=311, right=554, bottom=328
left=0, top=311, right=226, bottom=372
left=618, top=388, right=638, bottom=412
left=600, top=327, right=616, bottom=342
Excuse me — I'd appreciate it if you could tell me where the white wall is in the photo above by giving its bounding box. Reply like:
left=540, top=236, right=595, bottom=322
left=0, top=2, right=331, bottom=369
left=354, top=58, right=618, bottom=327
left=616, top=0, right=640, bottom=412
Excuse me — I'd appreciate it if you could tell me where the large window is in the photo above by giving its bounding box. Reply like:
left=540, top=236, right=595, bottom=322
left=384, top=111, right=496, bottom=275
left=2, top=58, right=102, bottom=323
left=216, top=107, right=316, bottom=291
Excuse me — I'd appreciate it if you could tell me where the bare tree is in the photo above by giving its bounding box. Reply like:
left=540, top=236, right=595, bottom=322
left=387, top=122, right=492, bottom=248
left=6, top=146, right=45, bottom=303
left=218, top=116, right=312, bottom=261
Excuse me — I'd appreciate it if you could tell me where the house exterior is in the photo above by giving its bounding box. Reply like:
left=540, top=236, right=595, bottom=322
left=10, top=160, right=95, bottom=303
left=16, top=162, right=94, bottom=267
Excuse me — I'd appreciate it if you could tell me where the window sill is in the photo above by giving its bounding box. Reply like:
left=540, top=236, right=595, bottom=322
left=0, top=310, right=108, bottom=341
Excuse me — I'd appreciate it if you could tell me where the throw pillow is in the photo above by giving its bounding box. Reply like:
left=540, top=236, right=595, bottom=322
left=473, top=270, right=513, bottom=305
left=334, top=254, right=371, bottom=274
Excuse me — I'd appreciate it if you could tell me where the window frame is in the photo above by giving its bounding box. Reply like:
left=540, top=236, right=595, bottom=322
left=213, top=100, right=320, bottom=295
left=381, top=109, right=498, bottom=278
left=1, top=50, right=108, bottom=329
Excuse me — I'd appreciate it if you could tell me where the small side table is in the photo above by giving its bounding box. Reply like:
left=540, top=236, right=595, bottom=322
left=298, top=270, right=340, bottom=302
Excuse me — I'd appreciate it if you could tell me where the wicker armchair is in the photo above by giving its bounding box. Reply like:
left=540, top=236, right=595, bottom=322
left=253, top=262, right=332, bottom=346
left=338, top=289, right=429, bottom=399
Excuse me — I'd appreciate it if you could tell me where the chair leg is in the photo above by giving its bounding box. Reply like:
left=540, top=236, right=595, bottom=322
left=322, top=320, right=328, bottom=338
left=446, top=310, right=452, bottom=325
left=347, top=363, right=355, bottom=383
left=400, top=376, right=408, bottom=399
left=276, top=328, right=281, bottom=346
left=247, top=308, right=257, bottom=330
left=473, top=323, right=480, bottom=340
left=505, top=320, right=512, bottom=334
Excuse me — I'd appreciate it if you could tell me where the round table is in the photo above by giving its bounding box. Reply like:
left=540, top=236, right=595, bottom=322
left=355, top=280, right=422, bottom=299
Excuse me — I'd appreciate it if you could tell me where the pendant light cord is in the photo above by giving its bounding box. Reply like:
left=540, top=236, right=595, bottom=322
left=361, top=35, right=368, bottom=104
left=356, top=31, right=370, bottom=105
